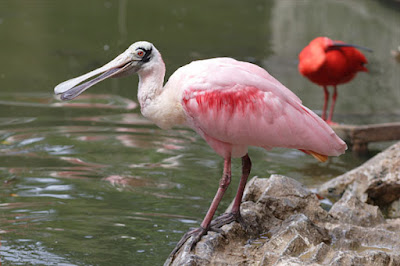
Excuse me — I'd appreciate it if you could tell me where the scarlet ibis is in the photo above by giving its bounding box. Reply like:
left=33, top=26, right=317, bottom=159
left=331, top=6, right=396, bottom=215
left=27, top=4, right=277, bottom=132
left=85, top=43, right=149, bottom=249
left=298, top=37, right=371, bottom=124
left=54, top=41, right=347, bottom=256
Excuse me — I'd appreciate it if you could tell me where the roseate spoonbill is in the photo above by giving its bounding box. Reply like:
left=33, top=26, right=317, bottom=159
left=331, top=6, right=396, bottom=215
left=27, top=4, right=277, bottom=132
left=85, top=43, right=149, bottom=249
left=298, top=37, right=371, bottom=124
left=54, top=41, right=347, bottom=256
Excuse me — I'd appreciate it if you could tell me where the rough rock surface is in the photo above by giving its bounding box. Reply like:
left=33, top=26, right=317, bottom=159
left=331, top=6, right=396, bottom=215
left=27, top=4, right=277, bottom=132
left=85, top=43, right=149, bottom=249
left=165, top=142, right=400, bottom=266
left=319, top=141, right=400, bottom=218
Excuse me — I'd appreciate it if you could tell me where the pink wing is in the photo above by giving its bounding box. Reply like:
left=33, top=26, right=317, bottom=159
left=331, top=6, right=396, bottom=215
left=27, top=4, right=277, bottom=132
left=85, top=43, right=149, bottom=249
left=171, top=58, right=346, bottom=158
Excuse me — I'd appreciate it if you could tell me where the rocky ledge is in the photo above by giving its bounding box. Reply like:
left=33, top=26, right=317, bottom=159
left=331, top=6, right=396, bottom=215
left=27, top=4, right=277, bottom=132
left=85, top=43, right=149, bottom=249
left=165, top=142, right=400, bottom=265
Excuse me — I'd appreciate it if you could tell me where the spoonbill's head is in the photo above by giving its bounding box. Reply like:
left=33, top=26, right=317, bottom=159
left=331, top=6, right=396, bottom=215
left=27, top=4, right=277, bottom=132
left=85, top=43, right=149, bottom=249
left=54, top=41, right=161, bottom=101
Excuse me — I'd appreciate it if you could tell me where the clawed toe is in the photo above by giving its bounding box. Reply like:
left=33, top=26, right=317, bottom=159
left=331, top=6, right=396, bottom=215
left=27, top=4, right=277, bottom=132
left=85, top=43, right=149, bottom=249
left=210, top=212, right=240, bottom=229
left=208, top=226, right=225, bottom=234
left=168, top=226, right=207, bottom=259
left=168, top=213, right=247, bottom=261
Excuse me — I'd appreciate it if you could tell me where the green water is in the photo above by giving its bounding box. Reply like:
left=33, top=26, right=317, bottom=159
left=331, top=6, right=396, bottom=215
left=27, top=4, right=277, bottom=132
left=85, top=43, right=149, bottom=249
left=0, top=0, right=399, bottom=265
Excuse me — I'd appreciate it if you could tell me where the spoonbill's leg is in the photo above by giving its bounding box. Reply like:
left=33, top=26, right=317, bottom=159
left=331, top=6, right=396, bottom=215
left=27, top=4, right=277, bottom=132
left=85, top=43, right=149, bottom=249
left=327, top=86, right=338, bottom=125
left=322, top=86, right=330, bottom=121
left=169, top=156, right=232, bottom=257
left=200, top=157, right=232, bottom=229
left=232, top=154, right=251, bottom=215
left=210, top=154, right=251, bottom=229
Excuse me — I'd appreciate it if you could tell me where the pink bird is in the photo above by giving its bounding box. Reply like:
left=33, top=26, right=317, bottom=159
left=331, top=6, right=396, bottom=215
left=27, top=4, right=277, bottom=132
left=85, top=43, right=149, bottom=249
left=54, top=41, right=347, bottom=256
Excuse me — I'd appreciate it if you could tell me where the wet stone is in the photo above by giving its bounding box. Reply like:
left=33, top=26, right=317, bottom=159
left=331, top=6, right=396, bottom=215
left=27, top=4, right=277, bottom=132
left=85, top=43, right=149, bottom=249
left=329, top=190, right=385, bottom=227
left=319, top=141, right=400, bottom=218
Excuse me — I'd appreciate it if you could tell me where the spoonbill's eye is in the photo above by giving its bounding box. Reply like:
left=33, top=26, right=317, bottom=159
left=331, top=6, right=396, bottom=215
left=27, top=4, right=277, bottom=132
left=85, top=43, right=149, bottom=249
left=137, top=50, right=144, bottom=57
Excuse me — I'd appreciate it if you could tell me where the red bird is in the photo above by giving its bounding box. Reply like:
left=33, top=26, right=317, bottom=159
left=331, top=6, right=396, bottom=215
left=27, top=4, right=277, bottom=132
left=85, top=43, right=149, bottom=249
left=298, top=37, right=370, bottom=124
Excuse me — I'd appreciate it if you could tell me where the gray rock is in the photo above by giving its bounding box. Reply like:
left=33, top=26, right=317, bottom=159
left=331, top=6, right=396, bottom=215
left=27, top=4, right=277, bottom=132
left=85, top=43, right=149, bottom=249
left=329, top=190, right=385, bottom=227
left=319, top=141, right=400, bottom=218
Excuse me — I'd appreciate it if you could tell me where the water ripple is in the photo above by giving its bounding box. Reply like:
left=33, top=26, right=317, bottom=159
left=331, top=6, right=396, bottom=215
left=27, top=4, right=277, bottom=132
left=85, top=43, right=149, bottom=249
left=0, top=117, right=36, bottom=126
left=0, top=92, right=137, bottom=110
left=0, top=240, right=75, bottom=265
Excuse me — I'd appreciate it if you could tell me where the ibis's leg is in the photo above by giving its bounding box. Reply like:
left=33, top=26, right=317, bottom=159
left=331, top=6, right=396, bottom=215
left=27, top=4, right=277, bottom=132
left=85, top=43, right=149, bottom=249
left=327, top=86, right=338, bottom=124
left=322, top=86, right=329, bottom=121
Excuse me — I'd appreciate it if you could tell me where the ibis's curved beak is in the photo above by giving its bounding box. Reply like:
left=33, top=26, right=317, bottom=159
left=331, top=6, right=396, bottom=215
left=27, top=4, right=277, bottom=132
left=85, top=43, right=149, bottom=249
left=330, top=41, right=373, bottom=53
left=54, top=50, right=137, bottom=101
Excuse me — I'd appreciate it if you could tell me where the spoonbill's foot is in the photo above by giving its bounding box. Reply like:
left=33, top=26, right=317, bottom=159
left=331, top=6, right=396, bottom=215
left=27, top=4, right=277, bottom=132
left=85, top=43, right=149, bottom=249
left=209, top=211, right=245, bottom=230
left=168, top=212, right=245, bottom=259
left=168, top=226, right=208, bottom=259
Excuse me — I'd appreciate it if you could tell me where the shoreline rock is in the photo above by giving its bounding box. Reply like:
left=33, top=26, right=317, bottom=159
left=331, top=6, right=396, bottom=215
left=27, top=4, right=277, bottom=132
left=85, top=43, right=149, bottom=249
left=319, top=141, right=400, bottom=218
left=166, top=142, right=400, bottom=265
